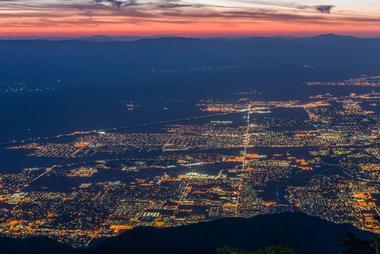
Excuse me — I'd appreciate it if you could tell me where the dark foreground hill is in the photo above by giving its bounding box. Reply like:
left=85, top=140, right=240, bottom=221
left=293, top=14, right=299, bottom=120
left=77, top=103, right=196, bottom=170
left=1, top=213, right=377, bottom=254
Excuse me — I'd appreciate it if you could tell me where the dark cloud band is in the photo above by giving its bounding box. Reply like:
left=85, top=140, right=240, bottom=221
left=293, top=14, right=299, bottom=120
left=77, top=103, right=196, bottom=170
left=315, top=5, right=335, bottom=14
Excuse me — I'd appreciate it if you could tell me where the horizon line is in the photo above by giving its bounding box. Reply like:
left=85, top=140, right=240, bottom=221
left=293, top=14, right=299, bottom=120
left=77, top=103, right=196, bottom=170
left=1, top=33, right=380, bottom=40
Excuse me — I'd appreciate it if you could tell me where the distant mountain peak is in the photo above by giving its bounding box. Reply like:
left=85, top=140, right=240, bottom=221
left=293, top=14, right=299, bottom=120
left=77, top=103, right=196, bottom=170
left=312, top=33, right=357, bottom=40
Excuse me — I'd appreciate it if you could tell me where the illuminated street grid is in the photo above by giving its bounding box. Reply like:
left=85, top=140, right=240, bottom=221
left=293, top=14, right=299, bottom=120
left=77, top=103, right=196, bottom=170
left=1, top=88, right=380, bottom=247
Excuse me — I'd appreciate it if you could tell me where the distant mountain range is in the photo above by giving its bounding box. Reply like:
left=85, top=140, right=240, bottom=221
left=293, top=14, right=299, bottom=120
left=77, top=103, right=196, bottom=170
left=0, top=35, right=155, bottom=42
left=1, top=34, right=379, bottom=98
left=2, top=213, right=377, bottom=254
left=0, top=34, right=379, bottom=41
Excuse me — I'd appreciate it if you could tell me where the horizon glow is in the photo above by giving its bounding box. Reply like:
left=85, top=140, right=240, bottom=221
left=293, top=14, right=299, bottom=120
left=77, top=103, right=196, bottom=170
left=0, top=0, right=380, bottom=37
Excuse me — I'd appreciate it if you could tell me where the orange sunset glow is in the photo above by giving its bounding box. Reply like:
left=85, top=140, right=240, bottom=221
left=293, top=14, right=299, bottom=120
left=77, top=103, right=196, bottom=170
left=1, top=0, right=380, bottom=37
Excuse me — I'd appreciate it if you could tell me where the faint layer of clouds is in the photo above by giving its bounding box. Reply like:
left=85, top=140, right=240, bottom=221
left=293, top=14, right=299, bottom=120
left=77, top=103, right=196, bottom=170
left=0, top=0, right=379, bottom=28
